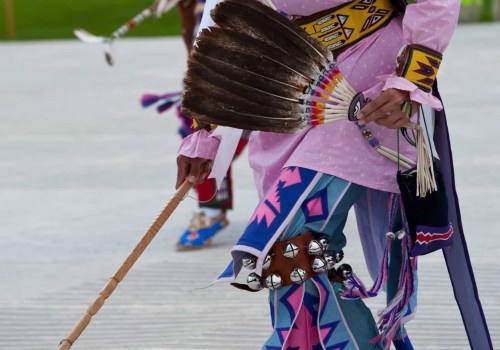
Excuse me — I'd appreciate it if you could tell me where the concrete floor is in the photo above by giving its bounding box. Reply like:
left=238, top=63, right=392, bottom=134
left=0, top=23, right=499, bottom=349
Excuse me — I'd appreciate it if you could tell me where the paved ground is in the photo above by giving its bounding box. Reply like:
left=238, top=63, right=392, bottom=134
left=0, top=24, right=499, bottom=350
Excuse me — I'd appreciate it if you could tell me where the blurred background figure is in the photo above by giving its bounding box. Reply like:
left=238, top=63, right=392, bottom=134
left=141, top=0, right=249, bottom=251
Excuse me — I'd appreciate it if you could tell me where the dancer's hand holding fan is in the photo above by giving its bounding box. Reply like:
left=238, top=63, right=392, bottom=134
left=181, top=0, right=436, bottom=197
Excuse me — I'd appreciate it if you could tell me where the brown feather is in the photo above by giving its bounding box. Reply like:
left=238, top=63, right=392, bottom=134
left=199, top=26, right=322, bottom=77
left=190, top=49, right=309, bottom=103
left=195, top=28, right=317, bottom=84
left=192, top=49, right=303, bottom=92
left=226, top=0, right=333, bottom=62
left=185, top=53, right=304, bottom=112
left=181, top=0, right=340, bottom=133
left=182, top=89, right=305, bottom=133
left=185, top=77, right=302, bottom=122
left=211, top=0, right=333, bottom=69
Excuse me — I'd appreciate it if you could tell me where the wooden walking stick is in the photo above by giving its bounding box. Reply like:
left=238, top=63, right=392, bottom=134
left=58, top=179, right=193, bottom=350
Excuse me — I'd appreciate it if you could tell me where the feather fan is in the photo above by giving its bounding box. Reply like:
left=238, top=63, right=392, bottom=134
left=210, top=1, right=332, bottom=68
left=182, top=0, right=362, bottom=129
left=181, top=0, right=436, bottom=197
left=185, top=54, right=301, bottom=113
left=196, top=27, right=319, bottom=83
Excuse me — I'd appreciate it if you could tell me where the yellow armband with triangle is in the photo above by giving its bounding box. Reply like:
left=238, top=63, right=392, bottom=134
left=396, top=44, right=443, bottom=93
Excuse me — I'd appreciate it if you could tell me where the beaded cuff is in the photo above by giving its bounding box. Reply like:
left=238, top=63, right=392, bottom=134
left=396, top=45, right=443, bottom=93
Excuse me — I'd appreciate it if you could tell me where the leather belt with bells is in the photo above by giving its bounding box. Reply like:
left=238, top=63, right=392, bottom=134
left=233, top=232, right=349, bottom=292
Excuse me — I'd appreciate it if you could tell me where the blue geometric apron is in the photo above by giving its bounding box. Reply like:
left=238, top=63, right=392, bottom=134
left=217, top=167, right=416, bottom=349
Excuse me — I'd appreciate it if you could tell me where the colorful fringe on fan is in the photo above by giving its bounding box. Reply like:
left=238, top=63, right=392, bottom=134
left=303, top=65, right=359, bottom=125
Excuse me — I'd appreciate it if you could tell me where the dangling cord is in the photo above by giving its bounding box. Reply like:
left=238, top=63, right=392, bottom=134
left=341, top=194, right=398, bottom=301
left=400, top=100, right=436, bottom=197
left=397, top=123, right=401, bottom=174
left=417, top=105, right=437, bottom=196
left=414, top=107, right=437, bottom=197
left=375, top=232, right=416, bottom=349
left=186, top=192, right=217, bottom=203
left=187, top=182, right=218, bottom=203
left=369, top=195, right=410, bottom=348
left=186, top=162, right=219, bottom=203
left=341, top=244, right=391, bottom=300
left=401, top=127, right=416, bottom=147
left=421, top=104, right=436, bottom=160
left=400, top=100, right=416, bottom=147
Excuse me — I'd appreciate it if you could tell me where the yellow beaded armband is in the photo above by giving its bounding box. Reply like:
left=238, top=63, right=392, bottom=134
left=396, top=45, right=443, bottom=92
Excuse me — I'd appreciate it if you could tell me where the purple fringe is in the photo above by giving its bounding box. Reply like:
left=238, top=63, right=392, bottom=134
left=157, top=100, right=177, bottom=113
left=139, top=91, right=192, bottom=138
left=140, top=92, right=182, bottom=113
left=340, top=241, right=390, bottom=300
left=375, top=234, right=418, bottom=349
left=341, top=194, right=398, bottom=300
left=342, top=193, right=417, bottom=349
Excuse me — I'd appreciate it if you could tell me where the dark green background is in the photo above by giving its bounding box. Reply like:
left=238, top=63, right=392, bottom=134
left=0, top=0, right=181, bottom=40
left=0, top=0, right=496, bottom=41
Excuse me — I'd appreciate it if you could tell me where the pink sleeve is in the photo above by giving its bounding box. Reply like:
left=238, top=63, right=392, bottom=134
left=402, top=0, right=461, bottom=52
left=177, top=129, right=220, bottom=161
left=382, top=0, right=461, bottom=110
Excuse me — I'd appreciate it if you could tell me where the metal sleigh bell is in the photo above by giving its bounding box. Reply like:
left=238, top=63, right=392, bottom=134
left=247, top=272, right=263, bottom=291
left=323, top=253, right=336, bottom=270
left=290, top=268, right=307, bottom=284
left=337, top=264, right=353, bottom=279
left=282, top=242, right=300, bottom=259
left=265, top=273, right=283, bottom=290
left=262, top=254, right=272, bottom=270
left=335, top=249, right=344, bottom=263
left=307, top=240, right=324, bottom=256
left=312, top=257, right=328, bottom=273
left=396, top=230, right=406, bottom=240
left=242, top=255, right=257, bottom=270
left=386, top=231, right=396, bottom=240
left=319, top=237, right=330, bottom=251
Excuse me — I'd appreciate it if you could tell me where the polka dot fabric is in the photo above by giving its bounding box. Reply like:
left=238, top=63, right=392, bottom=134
left=181, top=0, right=461, bottom=196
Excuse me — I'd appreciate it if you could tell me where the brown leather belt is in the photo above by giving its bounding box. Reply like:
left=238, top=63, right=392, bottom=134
left=233, top=232, right=351, bottom=292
